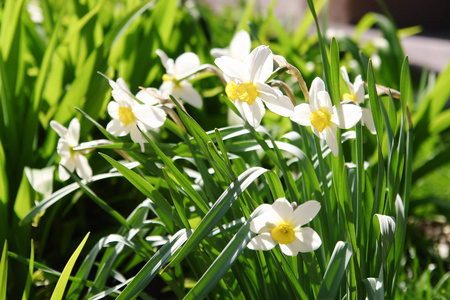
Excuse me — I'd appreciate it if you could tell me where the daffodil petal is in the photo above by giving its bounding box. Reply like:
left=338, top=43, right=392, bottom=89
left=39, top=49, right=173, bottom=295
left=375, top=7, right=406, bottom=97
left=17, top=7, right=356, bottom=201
left=362, top=107, right=376, bottom=134
left=316, top=91, right=333, bottom=112
left=230, top=30, right=251, bottom=61
left=59, top=158, right=75, bottom=181
left=210, top=48, right=229, bottom=58
left=178, top=82, right=203, bottom=109
left=107, top=101, right=119, bottom=118
left=67, top=118, right=79, bottom=146
left=340, top=66, right=353, bottom=93
left=271, top=198, right=294, bottom=222
left=323, top=125, right=339, bottom=157
left=354, top=75, right=365, bottom=104
left=50, top=120, right=68, bottom=139
left=106, top=119, right=129, bottom=136
left=129, top=125, right=146, bottom=151
left=256, top=82, right=294, bottom=117
left=134, top=105, right=166, bottom=129
left=331, top=104, right=362, bottom=129
left=156, top=49, right=169, bottom=70
left=279, top=240, right=303, bottom=256
left=58, top=163, right=70, bottom=181
left=241, top=99, right=264, bottom=128
left=56, top=139, right=70, bottom=158
left=295, top=227, right=322, bottom=252
left=215, top=56, right=250, bottom=82
left=115, top=78, right=131, bottom=93
left=74, top=154, right=92, bottom=182
left=245, top=45, right=273, bottom=82
left=159, top=81, right=176, bottom=97
left=175, top=52, right=200, bottom=79
left=309, top=77, right=326, bottom=109
left=250, top=209, right=276, bottom=234
left=247, top=233, right=277, bottom=251
left=292, top=200, right=321, bottom=228
left=136, top=90, right=159, bottom=105
left=291, top=104, right=312, bottom=126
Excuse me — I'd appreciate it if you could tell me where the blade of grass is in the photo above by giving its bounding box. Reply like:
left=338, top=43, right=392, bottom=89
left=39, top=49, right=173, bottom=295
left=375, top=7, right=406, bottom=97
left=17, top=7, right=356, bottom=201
left=20, top=173, right=122, bottom=226
left=100, top=153, right=181, bottom=229
left=21, top=240, right=34, bottom=300
left=50, top=233, right=89, bottom=300
left=183, top=204, right=275, bottom=300
left=168, top=167, right=275, bottom=268
left=0, top=241, right=7, bottom=300
left=116, top=229, right=191, bottom=300
left=317, top=241, right=352, bottom=299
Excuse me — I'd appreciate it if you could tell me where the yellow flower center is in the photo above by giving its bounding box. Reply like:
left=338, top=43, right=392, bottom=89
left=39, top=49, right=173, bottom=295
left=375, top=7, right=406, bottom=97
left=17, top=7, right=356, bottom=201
left=225, top=82, right=258, bottom=105
left=310, top=108, right=331, bottom=132
left=237, top=82, right=258, bottom=105
left=69, top=144, right=76, bottom=158
left=118, top=107, right=136, bottom=126
left=271, top=222, right=296, bottom=245
left=162, top=74, right=172, bottom=82
left=343, top=93, right=356, bottom=102
left=225, top=82, right=238, bottom=101
left=163, top=73, right=182, bottom=88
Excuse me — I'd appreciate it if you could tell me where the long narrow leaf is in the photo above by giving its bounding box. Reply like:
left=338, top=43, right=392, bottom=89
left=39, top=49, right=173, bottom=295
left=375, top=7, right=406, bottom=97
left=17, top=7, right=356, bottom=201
left=317, top=241, right=352, bottom=299
left=50, top=233, right=90, bottom=300
left=116, top=229, right=191, bottom=300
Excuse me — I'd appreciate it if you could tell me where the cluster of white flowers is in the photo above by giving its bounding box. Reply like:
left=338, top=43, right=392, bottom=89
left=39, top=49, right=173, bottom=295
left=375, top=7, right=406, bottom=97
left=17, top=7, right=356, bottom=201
left=49, top=30, right=378, bottom=257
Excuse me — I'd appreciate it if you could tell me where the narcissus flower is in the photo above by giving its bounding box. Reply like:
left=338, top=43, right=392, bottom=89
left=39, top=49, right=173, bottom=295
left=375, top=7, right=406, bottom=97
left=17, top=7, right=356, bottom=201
left=291, top=77, right=362, bottom=156
left=215, top=45, right=294, bottom=128
left=156, top=49, right=203, bottom=109
left=247, top=198, right=322, bottom=256
left=50, top=118, right=92, bottom=182
left=210, top=30, right=251, bottom=61
left=106, top=78, right=166, bottom=152
left=341, top=66, right=376, bottom=134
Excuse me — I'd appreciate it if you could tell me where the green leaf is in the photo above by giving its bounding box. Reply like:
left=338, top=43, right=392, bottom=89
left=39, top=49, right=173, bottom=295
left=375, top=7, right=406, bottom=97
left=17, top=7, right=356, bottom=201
left=20, top=173, right=122, bottom=226
left=373, top=214, right=396, bottom=262
left=183, top=205, right=270, bottom=300
left=329, top=38, right=340, bottom=105
left=116, top=229, right=191, bottom=300
left=169, top=167, right=273, bottom=268
left=100, top=153, right=181, bottom=229
left=103, top=0, right=156, bottom=52
left=50, top=233, right=90, bottom=300
left=0, top=241, right=7, bottom=300
left=363, top=269, right=384, bottom=300
left=64, top=166, right=129, bottom=228
left=317, top=241, right=352, bottom=299
left=152, top=0, right=178, bottom=46
left=21, top=240, right=34, bottom=300
left=0, top=141, right=8, bottom=243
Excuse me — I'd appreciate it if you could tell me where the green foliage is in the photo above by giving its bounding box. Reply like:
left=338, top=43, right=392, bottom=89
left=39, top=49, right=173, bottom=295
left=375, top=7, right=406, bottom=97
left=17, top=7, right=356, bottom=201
left=0, top=0, right=448, bottom=299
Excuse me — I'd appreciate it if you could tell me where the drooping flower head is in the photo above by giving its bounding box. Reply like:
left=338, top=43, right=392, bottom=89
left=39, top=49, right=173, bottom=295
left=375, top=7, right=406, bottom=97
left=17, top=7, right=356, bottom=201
left=50, top=118, right=92, bottom=182
left=291, top=77, right=362, bottom=156
left=210, top=30, right=251, bottom=61
left=106, top=77, right=166, bottom=152
left=247, top=198, right=322, bottom=256
left=341, top=66, right=376, bottom=134
left=215, top=45, right=294, bottom=128
left=156, top=49, right=203, bottom=109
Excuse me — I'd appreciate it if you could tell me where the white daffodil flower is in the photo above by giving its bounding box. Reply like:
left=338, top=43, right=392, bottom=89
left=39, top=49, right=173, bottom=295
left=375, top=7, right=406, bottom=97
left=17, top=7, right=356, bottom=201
left=210, top=30, right=251, bottom=61
left=247, top=198, right=322, bottom=256
left=341, top=66, right=376, bottom=134
left=215, top=45, right=294, bottom=128
left=106, top=78, right=167, bottom=152
left=291, top=77, right=362, bottom=156
left=50, top=118, right=92, bottom=182
left=156, top=49, right=203, bottom=109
